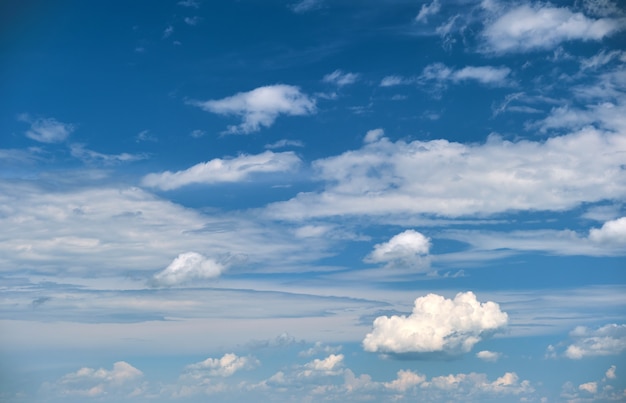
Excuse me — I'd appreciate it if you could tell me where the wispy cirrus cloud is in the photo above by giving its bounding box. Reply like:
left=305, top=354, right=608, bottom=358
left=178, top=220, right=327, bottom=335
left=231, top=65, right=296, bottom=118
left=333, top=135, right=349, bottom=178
left=142, top=150, right=301, bottom=190
left=322, top=70, right=359, bottom=87
left=188, top=85, right=316, bottom=134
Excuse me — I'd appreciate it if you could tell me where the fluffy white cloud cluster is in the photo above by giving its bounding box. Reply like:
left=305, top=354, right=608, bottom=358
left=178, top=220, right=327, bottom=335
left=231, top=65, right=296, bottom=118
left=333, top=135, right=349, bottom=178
left=564, top=323, right=626, bottom=359
left=18, top=114, right=74, bottom=143
left=185, top=353, right=258, bottom=378
left=142, top=150, right=300, bottom=190
left=482, top=3, right=624, bottom=53
left=363, top=292, right=508, bottom=354
left=364, top=230, right=431, bottom=269
left=267, top=129, right=626, bottom=220
left=589, top=217, right=626, bottom=244
left=152, top=252, right=228, bottom=287
left=189, top=84, right=316, bottom=134
left=49, top=361, right=143, bottom=398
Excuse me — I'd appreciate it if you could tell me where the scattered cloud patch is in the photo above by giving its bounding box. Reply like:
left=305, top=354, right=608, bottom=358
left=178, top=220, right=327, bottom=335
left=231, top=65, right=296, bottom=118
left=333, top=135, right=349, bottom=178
left=363, top=292, right=508, bottom=355
left=299, top=354, right=344, bottom=377
left=482, top=4, right=624, bottom=53
left=142, top=151, right=300, bottom=190
left=476, top=350, right=502, bottom=362
left=188, top=85, right=316, bottom=134
left=421, top=63, right=511, bottom=86
left=415, top=0, right=441, bottom=23
left=151, top=252, right=228, bottom=287
left=45, top=361, right=143, bottom=398
left=265, top=139, right=304, bottom=149
left=18, top=114, right=74, bottom=143
left=322, top=70, right=359, bottom=87
left=70, top=144, right=147, bottom=164
left=364, top=230, right=431, bottom=270
left=184, top=353, right=259, bottom=378
left=564, top=324, right=626, bottom=359
left=290, top=0, right=322, bottom=14
left=163, top=25, right=174, bottom=39
left=579, top=381, right=598, bottom=394
left=605, top=365, right=617, bottom=380
left=177, top=0, right=200, bottom=8
left=184, top=16, right=201, bottom=25
left=380, top=75, right=413, bottom=87
left=384, top=370, right=426, bottom=392
left=190, top=129, right=206, bottom=138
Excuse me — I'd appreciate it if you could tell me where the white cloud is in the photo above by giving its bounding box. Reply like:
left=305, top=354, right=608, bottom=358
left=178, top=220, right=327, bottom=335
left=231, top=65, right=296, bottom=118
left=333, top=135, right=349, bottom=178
left=142, top=150, right=300, bottom=190
left=363, top=292, right=508, bottom=355
left=384, top=370, right=426, bottom=391
left=300, top=354, right=344, bottom=377
left=379, top=75, right=412, bottom=87
left=190, top=129, right=206, bottom=138
left=184, top=353, right=258, bottom=378
left=266, top=129, right=626, bottom=220
left=415, top=0, right=440, bottom=23
left=184, top=16, right=201, bottom=26
left=364, top=230, right=431, bottom=270
left=579, top=381, right=598, bottom=394
left=589, top=217, right=626, bottom=244
left=47, top=361, right=143, bottom=398
left=425, top=371, right=532, bottom=395
left=163, top=25, right=174, bottom=39
left=605, top=365, right=617, bottom=379
left=178, top=0, right=199, bottom=8
left=421, top=63, right=511, bottom=86
left=298, top=341, right=342, bottom=357
left=18, top=114, right=74, bottom=143
left=476, top=350, right=501, bottom=362
left=290, top=0, right=322, bottom=13
left=322, top=70, right=359, bottom=87
left=482, top=4, right=624, bottom=53
left=563, top=324, right=626, bottom=359
left=70, top=144, right=147, bottom=164
left=151, top=252, right=228, bottom=287
left=188, top=84, right=316, bottom=134
left=265, top=139, right=304, bottom=149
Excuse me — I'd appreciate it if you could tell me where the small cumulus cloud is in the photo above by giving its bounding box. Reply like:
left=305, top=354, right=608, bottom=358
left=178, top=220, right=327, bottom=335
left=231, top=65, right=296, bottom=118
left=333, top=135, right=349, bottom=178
left=421, top=63, right=511, bottom=86
left=384, top=370, right=426, bottom=392
left=184, top=16, right=201, bottom=26
left=18, top=114, right=74, bottom=143
left=163, top=25, right=174, bottom=39
left=605, top=365, right=617, bottom=380
left=363, top=292, right=508, bottom=355
left=364, top=230, right=431, bottom=270
left=476, top=350, right=502, bottom=362
left=265, top=139, right=304, bottom=149
left=151, top=252, right=228, bottom=287
left=579, top=381, right=598, bottom=394
left=142, top=151, right=301, bottom=191
left=299, top=354, right=344, bottom=377
left=188, top=84, right=316, bottom=134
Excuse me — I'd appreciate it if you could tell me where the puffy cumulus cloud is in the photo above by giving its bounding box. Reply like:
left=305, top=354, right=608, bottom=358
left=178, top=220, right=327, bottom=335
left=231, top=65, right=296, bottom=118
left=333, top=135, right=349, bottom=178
left=589, top=217, right=626, bottom=244
left=184, top=353, right=259, bottom=378
left=384, top=370, right=426, bottom=392
left=364, top=230, right=431, bottom=270
left=18, top=114, right=74, bottom=143
left=265, top=129, right=626, bottom=220
left=421, top=63, right=511, bottom=86
left=299, top=341, right=342, bottom=357
left=44, top=361, right=144, bottom=398
left=322, top=70, right=359, bottom=87
left=579, top=381, right=598, bottom=394
left=605, top=365, right=617, bottom=380
left=425, top=372, right=533, bottom=395
left=299, top=354, right=344, bottom=377
left=481, top=3, right=624, bottom=53
left=476, top=350, right=501, bottom=362
left=151, top=252, right=228, bottom=287
left=142, top=151, right=300, bottom=191
left=188, top=84, right=316, bottom=134
left=363, top=292, right=508, bottom=355
left=564, top=324, right=626, bottom=359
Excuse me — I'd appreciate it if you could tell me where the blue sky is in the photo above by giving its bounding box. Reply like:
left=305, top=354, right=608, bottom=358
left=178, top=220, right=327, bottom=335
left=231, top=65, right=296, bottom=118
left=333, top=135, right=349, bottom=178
left=1, top=0, right=626, bottom=401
